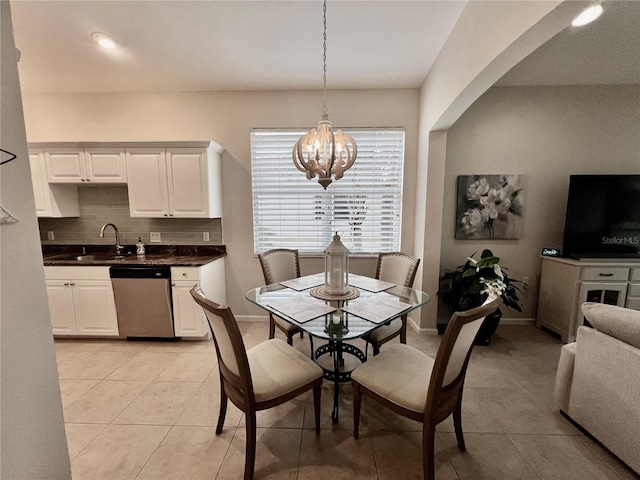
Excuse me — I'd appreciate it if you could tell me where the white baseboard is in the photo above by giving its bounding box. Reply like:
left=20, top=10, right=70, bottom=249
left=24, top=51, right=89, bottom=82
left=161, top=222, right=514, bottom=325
left=235, top=315, right=268, bottom=323
left=408, top=316, right=535, bottom=335
left=408, top=316, right=439, bottom=336
left=499, top=317, right=536, bottom=326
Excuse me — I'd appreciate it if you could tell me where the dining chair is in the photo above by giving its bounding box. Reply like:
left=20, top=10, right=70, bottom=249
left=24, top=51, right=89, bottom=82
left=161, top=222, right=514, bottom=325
left=190, top=285, right=323, bottom=480
left=352, top=295, right=502, bottom=480
left=364, top=251, right=420, bottom=356
left=257, top=248, right=305, bottom=345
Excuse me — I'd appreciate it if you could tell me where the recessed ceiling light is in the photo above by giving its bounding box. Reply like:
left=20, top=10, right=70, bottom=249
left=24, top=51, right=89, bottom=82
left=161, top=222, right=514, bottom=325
left=91, top=32, right=119, bottom=50
left=571, top=4, right=603, bottom=27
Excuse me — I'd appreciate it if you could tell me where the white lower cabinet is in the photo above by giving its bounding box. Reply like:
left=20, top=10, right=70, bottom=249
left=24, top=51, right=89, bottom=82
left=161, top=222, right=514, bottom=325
left=44, top=267, right=118, bottom=336
left=171, top=259, right=226, bottom=338
left=171, top=267, right=206, bottom=337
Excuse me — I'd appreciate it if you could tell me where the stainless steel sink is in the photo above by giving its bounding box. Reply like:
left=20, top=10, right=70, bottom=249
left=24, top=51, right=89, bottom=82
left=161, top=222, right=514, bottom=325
left=74, top=254, right=106, bottom=261
left=73, top=254, right=126, bottom=262
left=76, top=255, right=100, bottom=262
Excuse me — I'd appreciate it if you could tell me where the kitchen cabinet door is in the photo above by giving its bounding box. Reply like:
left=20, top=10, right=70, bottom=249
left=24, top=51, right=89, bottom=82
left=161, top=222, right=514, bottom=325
left=45, top=148, right=86, bottom=183
left=44, top=268, right=118, bottom=337
left=167, top=149, right=210, bottom=217
left=46, top=280, right=77, bottom=335
left=84, top=148, right=127, bottom=183
left=29, top=150, right=80, bottom=218
left=73, top=280, right=119, bottom=336
left=172, top=280, right=207, bottom=337
left=126, top=145, right=222, bottom=219
left=126, top=149, right=171, bottom=217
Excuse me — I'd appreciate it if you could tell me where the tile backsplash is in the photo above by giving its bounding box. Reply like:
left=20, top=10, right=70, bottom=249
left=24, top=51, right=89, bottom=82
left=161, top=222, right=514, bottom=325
left=38, top=186, right=223, bottom=245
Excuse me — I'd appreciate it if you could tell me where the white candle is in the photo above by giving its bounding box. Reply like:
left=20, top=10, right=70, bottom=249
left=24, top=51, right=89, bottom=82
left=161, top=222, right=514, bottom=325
left=331, top=267, right=342, bottom=292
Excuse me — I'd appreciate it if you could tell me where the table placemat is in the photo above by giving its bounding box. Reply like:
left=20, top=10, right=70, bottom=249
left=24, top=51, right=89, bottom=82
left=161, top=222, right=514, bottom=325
left=348, top=274, right=395, bottom=293
left=267, top=297, right=336, bottom=323
left=279, top=273, right=325, bottom=291
left=341, top=296, right=411, bottom=324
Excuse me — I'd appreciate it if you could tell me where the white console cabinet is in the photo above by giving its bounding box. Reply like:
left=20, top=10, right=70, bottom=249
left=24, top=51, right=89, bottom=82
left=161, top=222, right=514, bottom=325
left=537, top=257, right=640, bottom=343
left=44, top=267, right=119, bottom=336
left=126, top=142, right=224, bottom=218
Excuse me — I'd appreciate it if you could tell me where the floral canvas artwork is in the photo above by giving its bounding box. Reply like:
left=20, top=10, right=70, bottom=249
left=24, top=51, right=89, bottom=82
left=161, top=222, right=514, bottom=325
left=455, top=175, right=524, bottom=239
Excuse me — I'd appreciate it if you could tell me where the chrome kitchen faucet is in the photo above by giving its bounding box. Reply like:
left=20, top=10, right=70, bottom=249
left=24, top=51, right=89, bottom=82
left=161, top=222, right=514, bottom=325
left=99, top=223, right=124, bottom=255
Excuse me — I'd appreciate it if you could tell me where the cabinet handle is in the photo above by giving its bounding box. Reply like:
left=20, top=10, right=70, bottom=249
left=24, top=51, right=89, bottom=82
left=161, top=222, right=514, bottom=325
left=171, top=283, right=176, bottom=287
left=164, top=213, right=168, bottom=216
left=69, top=282, right=75, bottom=286
left=86, top=178, right=91, bottom=182
left=80, top=179, right=86, bottom=182
left=169, top=214, right=174, bottom=216
left=64, top=282, right=69, bottom=286
left=599, top=273, right=614, bottom=277
left=182, top=273, right=187, bottom=277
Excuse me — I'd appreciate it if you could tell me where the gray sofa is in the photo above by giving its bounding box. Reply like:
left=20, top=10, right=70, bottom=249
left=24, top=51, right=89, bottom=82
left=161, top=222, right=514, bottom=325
left=555, top=302, right=640, bottom=474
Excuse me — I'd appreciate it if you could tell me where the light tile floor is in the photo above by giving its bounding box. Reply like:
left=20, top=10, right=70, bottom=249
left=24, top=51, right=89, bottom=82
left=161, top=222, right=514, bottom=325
left=55, top=325, right=639, bottom=480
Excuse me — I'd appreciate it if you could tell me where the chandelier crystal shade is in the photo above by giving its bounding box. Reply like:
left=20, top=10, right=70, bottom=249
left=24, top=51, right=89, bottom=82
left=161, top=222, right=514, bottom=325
left=292, top=0, right=357, bottom=189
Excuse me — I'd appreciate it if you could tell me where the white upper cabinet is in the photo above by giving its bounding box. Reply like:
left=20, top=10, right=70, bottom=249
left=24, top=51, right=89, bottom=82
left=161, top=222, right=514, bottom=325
left=46, top=147, right=127, bottom=184
left=125, top=149, right=170, bottom=217
left=84, top=148, right=127, bottom=183
left=29, top=150, right=80, bottom=218
left=126, top=143, right=223, bottom=218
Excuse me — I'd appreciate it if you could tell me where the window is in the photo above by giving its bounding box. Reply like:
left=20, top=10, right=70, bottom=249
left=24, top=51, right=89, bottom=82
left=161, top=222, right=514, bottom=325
left=251, top=128, right=404, bottom=254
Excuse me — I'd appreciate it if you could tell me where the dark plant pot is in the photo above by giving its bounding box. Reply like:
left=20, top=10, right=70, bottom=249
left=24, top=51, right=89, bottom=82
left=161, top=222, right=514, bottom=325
left=474, top=308, right=502, bottom=346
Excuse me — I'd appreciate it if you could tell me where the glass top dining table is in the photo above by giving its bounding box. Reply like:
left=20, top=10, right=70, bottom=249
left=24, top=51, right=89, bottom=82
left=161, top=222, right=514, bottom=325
left=245, top=281, right=430, bottom=342
left=245, top=276, right=430, bottom=423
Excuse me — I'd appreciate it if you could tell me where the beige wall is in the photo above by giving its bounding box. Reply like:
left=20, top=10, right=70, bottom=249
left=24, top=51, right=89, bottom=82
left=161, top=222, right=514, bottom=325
left=22, top=89, right=420, bottom=317
left=441, top=85, right=640, bottom=320
left=0, top=2, right=71, bottom=477
left=414, top=0, right=588, bottom=331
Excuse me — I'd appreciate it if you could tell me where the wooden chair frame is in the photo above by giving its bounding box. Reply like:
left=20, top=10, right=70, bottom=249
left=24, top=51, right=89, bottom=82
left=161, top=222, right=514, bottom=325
left=258, top=248, right=304, bottom=345
left=191, top=285, right=322, bottom=480
left=353, top=296, right=501, bottom=480
left=365, top=251, right=421, bottom=355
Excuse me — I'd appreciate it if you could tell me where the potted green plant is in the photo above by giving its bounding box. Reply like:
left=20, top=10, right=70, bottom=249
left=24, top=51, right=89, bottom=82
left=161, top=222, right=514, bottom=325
left=438, top=249, right=523, bottom=345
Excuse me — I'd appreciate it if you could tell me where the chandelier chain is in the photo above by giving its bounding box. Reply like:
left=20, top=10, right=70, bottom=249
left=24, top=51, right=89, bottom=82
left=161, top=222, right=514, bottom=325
left=322, top=0, right=328, bottom=115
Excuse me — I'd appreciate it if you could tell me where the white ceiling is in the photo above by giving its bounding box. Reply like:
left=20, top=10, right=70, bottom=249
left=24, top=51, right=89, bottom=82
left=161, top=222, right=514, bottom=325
left=10, top=0, right=466, bottom=94
left=10, top=1, right=639, bottom=95
left=497, top=0, right=640, bottom=86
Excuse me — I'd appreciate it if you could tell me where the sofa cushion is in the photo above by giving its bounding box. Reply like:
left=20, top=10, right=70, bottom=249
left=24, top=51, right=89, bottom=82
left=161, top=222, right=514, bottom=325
left=581, top=302, right=640, bottom=349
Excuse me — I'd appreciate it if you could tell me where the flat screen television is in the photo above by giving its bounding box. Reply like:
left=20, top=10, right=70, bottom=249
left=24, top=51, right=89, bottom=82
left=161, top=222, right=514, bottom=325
left=563, top=175, right=640, bottom=258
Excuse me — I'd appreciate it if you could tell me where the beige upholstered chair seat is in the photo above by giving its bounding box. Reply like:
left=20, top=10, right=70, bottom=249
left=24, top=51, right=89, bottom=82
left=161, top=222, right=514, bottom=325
left=248, top=339, right=323, bottom=403
left=366, top=318, right=403, bottom=342
left=273, top=315, right=299, bottom=332
left=351, top=343, right=434, bottom=412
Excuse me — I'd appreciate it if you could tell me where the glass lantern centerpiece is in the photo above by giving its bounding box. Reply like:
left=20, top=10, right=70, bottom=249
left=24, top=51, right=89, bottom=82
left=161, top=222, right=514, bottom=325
left=324, top=232, right=349, bottom=295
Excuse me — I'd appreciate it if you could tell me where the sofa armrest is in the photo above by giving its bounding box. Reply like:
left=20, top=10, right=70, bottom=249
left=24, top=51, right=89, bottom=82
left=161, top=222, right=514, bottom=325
left=569, top=326, right=640, bottom=474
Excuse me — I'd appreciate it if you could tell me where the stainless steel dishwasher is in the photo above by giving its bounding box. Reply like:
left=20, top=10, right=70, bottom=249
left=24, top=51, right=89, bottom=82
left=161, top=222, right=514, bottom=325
left=109, top=265, right=176, bottom=339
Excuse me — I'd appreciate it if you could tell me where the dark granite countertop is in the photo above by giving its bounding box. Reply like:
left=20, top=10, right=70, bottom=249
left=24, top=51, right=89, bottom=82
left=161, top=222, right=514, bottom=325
left=42, top=244, right=226, bottom=267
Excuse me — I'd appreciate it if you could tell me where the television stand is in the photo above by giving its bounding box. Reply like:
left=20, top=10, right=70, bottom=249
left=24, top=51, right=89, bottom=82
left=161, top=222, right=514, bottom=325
left=536, top=257, right=640, bottom=343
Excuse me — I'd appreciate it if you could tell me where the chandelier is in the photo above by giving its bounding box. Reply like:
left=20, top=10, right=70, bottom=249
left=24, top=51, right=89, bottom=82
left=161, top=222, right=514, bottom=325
left=292, top=0, right=357, bottom=189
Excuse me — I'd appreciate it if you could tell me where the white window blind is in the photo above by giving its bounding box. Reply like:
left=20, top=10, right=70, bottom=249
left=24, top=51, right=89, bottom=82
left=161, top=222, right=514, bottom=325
left=251, top=128, right=404, bottom=255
